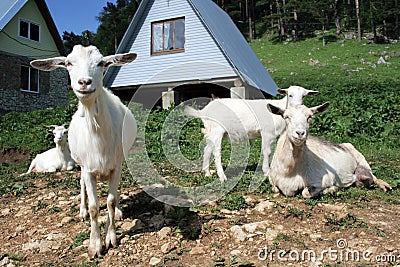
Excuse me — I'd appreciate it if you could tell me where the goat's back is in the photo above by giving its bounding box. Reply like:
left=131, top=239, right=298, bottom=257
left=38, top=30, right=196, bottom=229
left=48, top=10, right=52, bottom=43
left=195, top=98, right=286, bottom=141
left=302, top=136, right=358, bottom=188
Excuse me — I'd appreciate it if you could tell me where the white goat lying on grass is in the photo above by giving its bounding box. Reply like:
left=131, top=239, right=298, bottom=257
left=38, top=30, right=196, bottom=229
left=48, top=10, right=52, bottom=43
left=184, top=86, right=318, bottom=181
left=21, top=125, right=74, bottom=175
left=31, top=45, right=137, bottom=258
left=267, top=102, right=392, bottom=198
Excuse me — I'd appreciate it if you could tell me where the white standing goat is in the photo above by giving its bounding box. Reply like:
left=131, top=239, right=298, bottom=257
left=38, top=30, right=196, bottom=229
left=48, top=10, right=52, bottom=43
left=267, top=103, right=392, bottom=197
left=184, top=86, right=318, bottom=181
left=31, top=45, right=137, bottom=257
left=21, top=125, right=74, bottom=175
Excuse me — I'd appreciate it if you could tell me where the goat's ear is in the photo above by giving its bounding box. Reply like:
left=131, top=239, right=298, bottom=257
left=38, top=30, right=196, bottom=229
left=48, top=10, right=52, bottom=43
left=311, top=102, right=330, bottom=115
left=103, top=53, right=137, bottom=68
left=267, top=103, right=285, bottom=117
left=30, top=57, right=67, bottom=71
left=277, top=88, right=287, bottom=95
left=305, top=89, right=319, bottom=96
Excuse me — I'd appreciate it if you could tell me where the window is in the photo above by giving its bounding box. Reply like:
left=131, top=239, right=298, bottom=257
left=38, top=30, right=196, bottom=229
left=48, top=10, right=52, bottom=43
left=152, top=18, right=185, bottom=55
left=20, top=66, right=39, bottom=93
left=19, top=19, right=40, bottom=42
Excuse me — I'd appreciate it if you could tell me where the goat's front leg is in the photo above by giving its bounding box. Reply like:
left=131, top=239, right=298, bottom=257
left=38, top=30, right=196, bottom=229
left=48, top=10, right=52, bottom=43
left=302, top=186, right=323, bottom=198
left=323, top=186, right=339, bottom=195
left=84, top=170, right=101, bottom=258
left=105, top=167, right=121, bottom=249
left=79, top=176, right=88, bottom=220
left=372, top=176, right=392, bottom=192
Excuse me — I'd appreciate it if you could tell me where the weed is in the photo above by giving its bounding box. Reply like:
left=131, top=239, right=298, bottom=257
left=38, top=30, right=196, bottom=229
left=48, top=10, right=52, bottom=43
left=304, top=198, right=319, bottom=207
left=325, top=213, right=368, bottom=232
left=286, top=206, right=305, bottom=219
left=167, top=207, right=201, bottom=240
left=272, top=233, right=293, bottom=246
left=33, top=200, right=48, bottom=212
left=220, top=194, right=248, bottom=211
left=6, top=253, right=25, bottom=262
left=69, top=204, right=79, bottom=216
left=71, top=231, right=90, bottom=249
left=48, top=206, right=62, bottom=213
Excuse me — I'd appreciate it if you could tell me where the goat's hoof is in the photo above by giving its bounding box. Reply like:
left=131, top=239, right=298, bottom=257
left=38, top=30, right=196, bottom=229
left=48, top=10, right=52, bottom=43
left=302, top=188, right=312, bottom=198
left=79, top=209, right=88, bottom=221
left=203, top=171, right=212, bottom=177
left=105, top=231, right=117, bottom=249
left=376, top=179, right=392, bottom=191
left=115, top=208, right=123, bottom=221
left=88, top=242, right=102, bottom=258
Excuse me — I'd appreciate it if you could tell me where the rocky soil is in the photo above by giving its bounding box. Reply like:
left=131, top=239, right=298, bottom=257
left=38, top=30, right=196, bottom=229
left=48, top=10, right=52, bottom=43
left=0, top=171, right=399, bottom=267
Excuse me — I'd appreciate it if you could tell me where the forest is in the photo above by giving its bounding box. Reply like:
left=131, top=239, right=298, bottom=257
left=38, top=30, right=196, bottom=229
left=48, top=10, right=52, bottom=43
left=62, top=0, right=400, bottom=55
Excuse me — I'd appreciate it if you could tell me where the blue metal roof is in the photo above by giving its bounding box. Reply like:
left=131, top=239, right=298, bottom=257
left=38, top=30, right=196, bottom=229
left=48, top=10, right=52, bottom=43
left=0, top=0, right=27, bottom=30
left=188, top=0, right=277, bottom=95
left=111, top=0, right=277, bottom=96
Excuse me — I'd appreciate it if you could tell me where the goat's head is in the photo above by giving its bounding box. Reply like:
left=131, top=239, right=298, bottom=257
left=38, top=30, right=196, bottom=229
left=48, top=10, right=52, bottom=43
left=30, top=45, right=137, bottom=101
left=48, top=125, right=69, bottom=145
left=267, top=102, right=330, bottom=146
left=278, top=86, right=318, bottom=107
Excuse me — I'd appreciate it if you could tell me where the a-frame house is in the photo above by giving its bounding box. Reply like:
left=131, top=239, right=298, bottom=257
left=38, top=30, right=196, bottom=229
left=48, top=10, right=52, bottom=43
left=104, top=0, right=278, bottom=108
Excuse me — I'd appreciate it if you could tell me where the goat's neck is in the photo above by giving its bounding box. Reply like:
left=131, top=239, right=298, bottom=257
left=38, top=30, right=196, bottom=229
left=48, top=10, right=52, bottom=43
left=276, top=131, right=305, bottom=176
left=56, top=142, right=69, bottom=159
left=271, top=96, right=289, bottom=110
left=78, top=89, right=110, bottom=131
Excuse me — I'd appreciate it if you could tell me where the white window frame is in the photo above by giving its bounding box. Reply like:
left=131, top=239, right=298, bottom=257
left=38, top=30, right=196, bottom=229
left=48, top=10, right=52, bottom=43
left=20, top=66, right=40, bottom=94
left=151, top=17, right=185, bottom=55
left=18, top=18, right=41, bottom=42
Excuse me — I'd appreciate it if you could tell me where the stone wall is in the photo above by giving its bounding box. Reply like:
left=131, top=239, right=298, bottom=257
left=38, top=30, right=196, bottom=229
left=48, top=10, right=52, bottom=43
left=0, top=51, right=68, bottom=114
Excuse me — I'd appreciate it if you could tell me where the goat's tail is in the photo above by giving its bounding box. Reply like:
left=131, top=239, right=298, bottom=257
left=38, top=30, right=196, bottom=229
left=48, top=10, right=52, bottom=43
left=184, top=106, right=201, bottom=118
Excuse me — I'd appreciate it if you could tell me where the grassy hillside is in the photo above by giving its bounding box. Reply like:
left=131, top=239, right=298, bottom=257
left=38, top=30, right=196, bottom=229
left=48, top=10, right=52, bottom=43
left=0, top=36, right=399, bottom=204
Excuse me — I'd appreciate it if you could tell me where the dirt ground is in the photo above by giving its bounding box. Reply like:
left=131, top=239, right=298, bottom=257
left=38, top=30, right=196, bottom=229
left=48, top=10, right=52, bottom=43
left=0, top=168, right=399, bottom=267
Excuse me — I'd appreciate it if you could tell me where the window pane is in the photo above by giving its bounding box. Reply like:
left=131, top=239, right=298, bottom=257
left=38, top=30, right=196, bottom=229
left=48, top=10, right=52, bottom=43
left=30, top=23, right=40, bottom=41
left=164, top=22, right=173, bottom=50
left=20, top=21, right=29, bottom=38
left=175, top=20, right=185, bottom=49
left=153, top=23, right=163, bottom=53
left=30, top=69, right=39, bottom=92
left=20, top=66, right=29, bottom=90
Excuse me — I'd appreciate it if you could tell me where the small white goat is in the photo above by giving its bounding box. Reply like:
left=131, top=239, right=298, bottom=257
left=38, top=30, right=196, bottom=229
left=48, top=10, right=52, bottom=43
left=267, top=103, right=392, bottom=197
left=21, top=125, right=74, bottom=175
left=184, top=86, right=317, bottom=181
left=31, top=45, right=137, bottom=258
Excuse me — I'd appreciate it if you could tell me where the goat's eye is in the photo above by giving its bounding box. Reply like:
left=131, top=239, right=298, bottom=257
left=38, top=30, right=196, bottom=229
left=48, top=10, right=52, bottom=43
left=307, top=115, right=312, bottom=122
left=284, top=115, right=290, bottom=120
left=98, top=61, right=105, bottom=67
left=289, top=94, right=293, bottom=98
left=66, top=62, right=72, bottom=67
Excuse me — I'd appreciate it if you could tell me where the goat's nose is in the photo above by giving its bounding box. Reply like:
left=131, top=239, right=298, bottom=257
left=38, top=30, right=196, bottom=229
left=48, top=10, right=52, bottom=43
left=78, top=78, right=92, bottom=86
left=296, top=130, right=306, bottom=138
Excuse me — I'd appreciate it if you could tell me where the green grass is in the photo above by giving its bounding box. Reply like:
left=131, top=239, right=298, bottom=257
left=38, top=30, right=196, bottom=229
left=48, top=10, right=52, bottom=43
left=0, top=35, right=399, bottom=208
left=71, top=231, right=90, bottom=249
